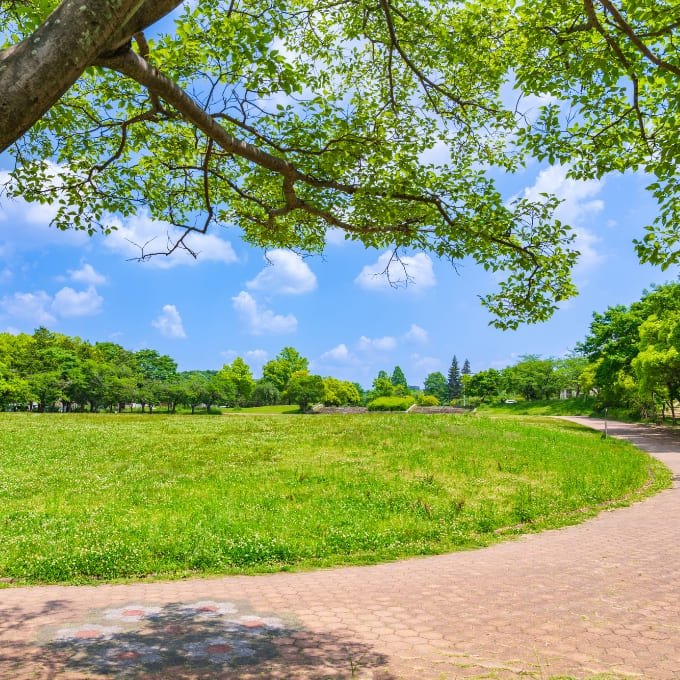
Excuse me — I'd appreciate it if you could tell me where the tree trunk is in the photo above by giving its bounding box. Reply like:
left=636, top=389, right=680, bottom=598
left=0, top=0, right=183, bottom=151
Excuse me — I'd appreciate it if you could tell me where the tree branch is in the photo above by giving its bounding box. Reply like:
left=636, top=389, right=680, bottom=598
left=0, top=0, right=149, bottom=151
left=596, top=0, right=680, bottom=77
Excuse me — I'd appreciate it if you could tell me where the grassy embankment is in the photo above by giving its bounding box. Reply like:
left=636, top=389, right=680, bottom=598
left=478, top=396, right=658, bottom=423
left=0, top=412, right=670, bottom=585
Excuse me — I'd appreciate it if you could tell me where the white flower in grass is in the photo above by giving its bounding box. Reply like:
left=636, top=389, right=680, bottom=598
left=102, top=605, right=162, bottom=622
left=180, top=600, right=238, bottom=618
left=54, top=624, right=121, bottom=642
left=183, top=636, right=255, bottom=663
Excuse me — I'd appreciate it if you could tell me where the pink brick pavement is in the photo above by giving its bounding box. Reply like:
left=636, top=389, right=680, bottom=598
left=1, top=417, right=679, bottom=679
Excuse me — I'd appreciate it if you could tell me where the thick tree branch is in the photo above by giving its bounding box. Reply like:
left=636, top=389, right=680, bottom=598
left=596, top=0, right=680, bottom=77
left=0, top=0, right=148, bottom=151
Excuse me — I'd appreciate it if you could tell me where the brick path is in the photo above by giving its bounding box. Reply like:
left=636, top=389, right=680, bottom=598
left=1, top=418, right=679, bottom=679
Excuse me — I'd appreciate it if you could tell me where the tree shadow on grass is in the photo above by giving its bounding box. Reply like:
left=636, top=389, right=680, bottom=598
left=16, top=599, right=394, bottom=679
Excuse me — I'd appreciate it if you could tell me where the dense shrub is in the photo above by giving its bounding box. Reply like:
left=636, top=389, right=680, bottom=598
left=366, top=396, right=416, bottom=411
left=418, top=395, right=439, bottom=406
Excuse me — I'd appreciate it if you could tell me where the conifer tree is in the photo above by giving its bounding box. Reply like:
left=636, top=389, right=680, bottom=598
left=448, top=356, right=462, bottom=400
left=462, top=359, right=471, bottom=375
left=391, top=366, right=408, bottom=388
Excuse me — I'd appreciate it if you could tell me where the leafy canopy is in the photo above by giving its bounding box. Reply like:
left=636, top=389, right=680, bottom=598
left=2, top=1, right=680, bottom=326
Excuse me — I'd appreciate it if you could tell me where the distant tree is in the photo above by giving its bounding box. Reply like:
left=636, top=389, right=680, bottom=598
left=322, top=377, right=361, bottom=406
left=180, top=374, right=209, bottom=414
left=502, top=355, right=562, bottom=401
left=633, top=315, right=680, bottom=423
left=217, top=357, right=255, bottom=406
left=369, top=372, right=395, bottom=400
left=287, top=371, right=324, bottom=411
left=423, top=371, right=449, bottom=403
left=462, top=359, right=471, bottom=376
left=466, top=369, right=502, bottom=403
left=391, top=366, right=408, bottom=388
left=134, top=349, right=177, bottom=382
left=262, top=347, right=309, bottom=393
left=251, top=380, right=280, bottom=406
left=554, top=356, right=589, bottom=397
left=447, top=356, right=462, bottom=400
left=0, top=361, right=31, bottom=410
left=352, top=382, right=367, bottom=406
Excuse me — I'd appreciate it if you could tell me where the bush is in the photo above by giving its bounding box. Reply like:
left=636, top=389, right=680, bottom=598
left=366, top=396, right=415, bottom=411
left=418, top=395, right=439, bottom=406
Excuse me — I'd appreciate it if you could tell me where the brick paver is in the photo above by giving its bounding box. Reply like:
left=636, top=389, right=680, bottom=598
left=1, top=417, right=679, bottom=679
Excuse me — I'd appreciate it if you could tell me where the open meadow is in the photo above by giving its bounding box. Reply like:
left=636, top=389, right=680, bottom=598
left=0, top=413, right=670, bottom=585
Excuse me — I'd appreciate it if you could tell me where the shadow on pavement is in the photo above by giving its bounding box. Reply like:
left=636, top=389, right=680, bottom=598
left=2, top=599, right=394, bottom=679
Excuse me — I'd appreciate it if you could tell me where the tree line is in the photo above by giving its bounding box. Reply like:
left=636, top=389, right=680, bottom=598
left=3, top=281, right=679, bottom=416
left=0, top=331, right=360, bottom=413
left=460, top=281, right=680, bottom=423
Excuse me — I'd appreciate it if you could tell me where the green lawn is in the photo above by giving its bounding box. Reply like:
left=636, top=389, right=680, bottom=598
left=478, top=397, right=599, bottom=416
left=0, top=413, right=670, bottom=585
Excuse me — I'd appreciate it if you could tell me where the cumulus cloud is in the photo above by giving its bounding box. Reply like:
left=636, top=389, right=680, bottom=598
left=0, top=291, right=56, bottom=325
left=151, top=304, right=187, bottom=339
left=67, top=263, right=107, bottom=286
left=52, top=285, right=103, bottom=317
left=1, top=281, right=104, bottom=325
left=520, top=165, right=605, bottom=270
left=320, top=343, right=353, bottom=362
left=358, top=335, right=397, bottom=352
left=102, top=212, right=238, bottom=269
left=403, top=324, right=428, bottom=343
left=355, top=251, right=436, bottom=291
left=325, top=228, right=348, bottom=247
left=0, top=169, right=90, bottom=255
left=232, top=291, right=297, bottom=335
left=247, top=250, right=317, bottom=295
left=410, top=354, right=443, bottom=383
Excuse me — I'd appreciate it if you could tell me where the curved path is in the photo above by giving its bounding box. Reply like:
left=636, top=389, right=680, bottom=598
left=1, top=418, right=679, bottom=679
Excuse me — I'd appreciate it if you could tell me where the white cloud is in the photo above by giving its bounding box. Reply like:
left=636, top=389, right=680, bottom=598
left=102, top=212, right=238, bottom=269
left=325, top=228, right=348, bottom=247
left=320, top=343, right=352, bottom=362
left=232, top=291, right=297, bottom=335
left=358, top=335, right=397, bottom=352
left=68, top=263, right=107, bottom=286
left=247, top=250, right=317, bottom=295
left=520, top=165, right=606, bottom=271
left=220, top=349, right=238, bottom=363
left=244, top=349, right=268, bottom=362
left=403, top=324, right=428, bottom=343
left=0, top=291, right=55, bottom=325
left=51, top=285, right=103, bottom=317
left=244, top=349, right=268, bottom=372
left=410, top=354, right=443, bottom=383
left=0, top=181, right=89, bottom=257
left=1, top=281, right=103, bottom=324
left=355, top=251, right=436, bottom=291
left=151, top=304, right=187, bottom=339
left=522, top=165, right=604, bottom=225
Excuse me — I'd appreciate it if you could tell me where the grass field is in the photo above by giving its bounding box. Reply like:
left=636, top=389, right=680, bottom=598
left=0, top=412, right=670, bottom=585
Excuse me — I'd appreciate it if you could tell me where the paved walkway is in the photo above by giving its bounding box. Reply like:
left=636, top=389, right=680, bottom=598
left=1, top=418, right=679, bottom=679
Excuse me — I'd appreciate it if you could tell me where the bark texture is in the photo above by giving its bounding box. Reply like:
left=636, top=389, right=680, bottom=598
left=0, top=0, right=182, bottom=151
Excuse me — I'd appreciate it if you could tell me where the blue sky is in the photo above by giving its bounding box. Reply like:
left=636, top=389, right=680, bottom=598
left=0, top=148, right=673, bottom=388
